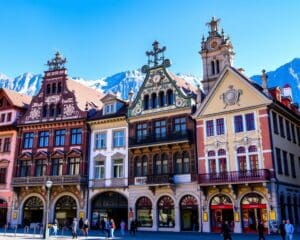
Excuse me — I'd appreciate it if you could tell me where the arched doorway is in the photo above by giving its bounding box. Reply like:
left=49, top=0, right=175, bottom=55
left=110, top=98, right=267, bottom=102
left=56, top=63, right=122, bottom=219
left=0, top=199, right=7, bottom=227
left=23, top=196, right=43, bottom=226
left=241, top=193, right=267, bottom=233
left=157, top=196, right=175, bottom=228
left=210, top=194, right=233, bottom=232
left=91, top=191, right=128, bottom=229
left=136, top=196, right=153, bottom=228
left=55, top=196, right=77, bottom=228
left=180, top=195, right=198, bottom=231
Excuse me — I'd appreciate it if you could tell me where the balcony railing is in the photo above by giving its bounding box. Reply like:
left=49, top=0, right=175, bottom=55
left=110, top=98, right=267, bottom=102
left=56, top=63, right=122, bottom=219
left=147, top=174, right=174, bottom=185
left=91, top=178, right=127, bottom=188
left=198, top=169, right=272, bottom=184
left=12, top=175, right=87, bottom=186
left=129, top=130, right=191, bottom=147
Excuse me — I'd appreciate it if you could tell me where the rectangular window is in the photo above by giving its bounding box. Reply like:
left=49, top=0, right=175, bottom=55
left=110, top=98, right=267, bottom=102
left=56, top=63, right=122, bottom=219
left=282, top=151, right=289, bottom=176
left=245, top=113, right=255, bottom=131
left=174, top=117, right=187, bottom=134
left=290, top=154, right=296, bottom=178
left=275, top=148, right=283, bottom=174
left=55, top=129, right=66, bottom=146
left=279, top=116, right=285, bottom=138
left=154, top=120, right=167, bottom=139
left=35, top=160, right=46, bottom=176
left=216, top=118, right=225, bottom=135
left=38, top=131, right=49, bottom=148
left=23, top=132, right=34, bottom=149
left=285, top=120, right=291, bottom=141
left=291, top=123, right=296, bottom=143
left=52, top=158, right=63, bottom=176
left=113, top=159, right=123, bottom=178
left=104, top=103, right=115, bottom=114
left=234, top=115, right=244, bottom=133
left=137, top=123, right=147, bottom=142
left=7, top=112, right=12, bottom=122
left=3, top=138, right=10, bottom=152
left=70, top=128, right=82, bottom=145
left=113, top=130, right=125, bottom=147
left=272, top=112, right=278, bottom=134
left=0, top=114, right=5, bottom=122
left=20, top=160, right=30, bottom=177
left=68, top=157, right=80, bottom=175
left=95, top=161, right=105, bottom=179
left=95, top=132, right=106, bottom=149
left=206, top=120, right=214, bottom=136
left=0, top=168, right=7, bottom=183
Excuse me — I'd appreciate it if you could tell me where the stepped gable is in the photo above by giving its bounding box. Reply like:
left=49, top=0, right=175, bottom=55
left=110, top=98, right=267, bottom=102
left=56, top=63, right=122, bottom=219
left=0, top=88, right=32, bottom=108
left=66, top=79, right=104, bottom=111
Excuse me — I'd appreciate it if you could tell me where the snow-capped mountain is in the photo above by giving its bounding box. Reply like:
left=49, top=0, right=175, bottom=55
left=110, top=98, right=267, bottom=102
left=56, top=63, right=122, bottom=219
left=0, top=58, right=299, bottom=104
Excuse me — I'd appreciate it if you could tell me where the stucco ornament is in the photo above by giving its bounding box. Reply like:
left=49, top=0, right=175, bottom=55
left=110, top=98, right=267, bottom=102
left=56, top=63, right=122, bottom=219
left=220, top=85, right=243, bottom=108
left=29, top=107, right=40, bottom=120
left=64, top=104, right=75, bottom=116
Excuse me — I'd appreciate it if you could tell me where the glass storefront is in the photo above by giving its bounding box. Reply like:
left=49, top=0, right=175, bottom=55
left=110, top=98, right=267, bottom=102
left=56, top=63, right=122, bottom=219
left=158, top=196, right=175, bottom=228
left=180, top=195, right=198, bottom=231
left=0, top=199, right=7, bottom=227
left=23, top=196, right=44, bottom=226
left=136, top=197, right=153, bottom=227
left=55, top=196, right=77, bottom=228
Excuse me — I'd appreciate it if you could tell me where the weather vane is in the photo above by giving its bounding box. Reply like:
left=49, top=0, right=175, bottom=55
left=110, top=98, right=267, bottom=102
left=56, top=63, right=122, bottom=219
left=142, top=41, right=171, bottom=73
left=47, top=51, right=66, bottom=70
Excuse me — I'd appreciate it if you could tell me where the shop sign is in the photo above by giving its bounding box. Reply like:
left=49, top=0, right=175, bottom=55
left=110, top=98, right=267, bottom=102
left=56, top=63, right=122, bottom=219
left=234, top=212, right=239, bottom=222
left=203, top=211, right=208, bottom=222
left=269, top=210, right=276, bottom=221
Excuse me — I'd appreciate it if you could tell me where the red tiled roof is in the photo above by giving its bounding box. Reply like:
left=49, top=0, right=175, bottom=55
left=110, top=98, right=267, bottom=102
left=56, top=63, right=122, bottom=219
left=1, top=88, right=32, bottom=108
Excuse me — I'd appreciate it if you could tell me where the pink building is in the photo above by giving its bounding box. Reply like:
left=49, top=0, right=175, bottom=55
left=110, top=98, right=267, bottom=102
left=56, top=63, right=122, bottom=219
left=0, top=89, right=31, bottom=226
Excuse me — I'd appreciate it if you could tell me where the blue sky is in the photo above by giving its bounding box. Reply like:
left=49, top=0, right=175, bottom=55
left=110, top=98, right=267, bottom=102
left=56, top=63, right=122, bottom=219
left=0, top=0, right=299, bottom=79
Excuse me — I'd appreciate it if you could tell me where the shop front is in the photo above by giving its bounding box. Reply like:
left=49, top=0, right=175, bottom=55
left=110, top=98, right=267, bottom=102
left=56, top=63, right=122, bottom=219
left=22, top=196, right=44, bottom=227
left=54, top=196, right=77, bottom=228
left=91, top=191, right=128, bottom=229
left=180, top=195, right=198, bottom=231
left=136, top=196, right=153, bottom=228
left=241, top=193, right=268, bottom=233
left=210, top=194, right=234, bottom=232
left=0, top=199, right=7, bottom=227
left=157, top=196, right=175, bottom=229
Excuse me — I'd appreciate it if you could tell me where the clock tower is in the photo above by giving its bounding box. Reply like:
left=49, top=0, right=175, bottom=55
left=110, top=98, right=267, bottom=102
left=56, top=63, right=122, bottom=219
left=200, top=17, right=234, bottom=93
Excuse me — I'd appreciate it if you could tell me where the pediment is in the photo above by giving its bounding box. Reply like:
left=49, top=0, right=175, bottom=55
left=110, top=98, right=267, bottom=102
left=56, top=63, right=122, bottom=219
left=94, top=153, right=106, bottom=161
left=18, top=152, right=32, bottom=160
left=67, top=148, right=82, bottom=156
left=50, top=150, right=65, bottom=158
left=111, top=152, right=125, bottom=159
left=34, top=151, right=49, bottom=159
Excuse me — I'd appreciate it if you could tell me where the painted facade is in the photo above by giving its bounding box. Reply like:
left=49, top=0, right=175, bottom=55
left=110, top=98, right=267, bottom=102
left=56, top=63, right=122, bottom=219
left=0, top=89, right=31, bottom=227
left=88, top=94, right=129, bottom=229
left=127, top=42, right=199, bottom=232
left=11, top=52, right=103, bottom=228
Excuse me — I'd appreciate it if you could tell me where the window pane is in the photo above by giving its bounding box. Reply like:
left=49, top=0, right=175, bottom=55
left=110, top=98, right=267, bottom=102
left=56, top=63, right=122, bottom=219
left=216, top=118, right=224, bottom=135
left=206, top=120, right=214, bottom=136
left=245, top=113, right=255, bottom=131
left=234, top=115, right=243, bottom=133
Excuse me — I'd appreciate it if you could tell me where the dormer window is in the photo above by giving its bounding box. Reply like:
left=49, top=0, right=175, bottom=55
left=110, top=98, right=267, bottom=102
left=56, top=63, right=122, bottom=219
left=104, top=103, right=115, bottom=115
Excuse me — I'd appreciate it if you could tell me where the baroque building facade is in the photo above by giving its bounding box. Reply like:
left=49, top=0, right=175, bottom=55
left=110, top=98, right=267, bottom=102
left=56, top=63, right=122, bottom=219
left=88, top=93, right=129, bottom=229
left=194, top=19, right=300, bottom=234
left=127, top=42, right=199, bottom=232
left=11, top=53, right=103, bottom=228
left=0, top=89, right=31, bottom=227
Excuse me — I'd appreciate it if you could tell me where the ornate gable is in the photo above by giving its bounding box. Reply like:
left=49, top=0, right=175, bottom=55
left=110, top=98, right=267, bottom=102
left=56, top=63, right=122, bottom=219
left=129, top=41, right=195, bottom=117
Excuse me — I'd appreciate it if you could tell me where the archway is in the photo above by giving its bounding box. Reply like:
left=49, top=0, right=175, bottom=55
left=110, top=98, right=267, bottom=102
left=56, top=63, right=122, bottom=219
left=91, top=191, right=128, bottom=229
left=23, top=196, right=44, bottom=226
left=135, top=196, right=153, bottom=227
left=157, top=196, right=175, bottom=228
left=180, top=195, right=198, bottom=231
left=240, top=193, right=267, bottom=233
left=0, top=199, right=7, bottom=227
left=210, top=194, right=233, bottom=232
left=54, top=196, right=77, bottom=228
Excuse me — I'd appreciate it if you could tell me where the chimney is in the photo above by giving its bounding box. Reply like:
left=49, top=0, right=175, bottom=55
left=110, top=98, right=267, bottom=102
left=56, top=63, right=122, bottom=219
left=237, top=68, right=245, bottom=74
left=283, top=84, right=293, bottom=99
left=261, top=69, right=269, bottom=95
left=128, top=88, right=134, bottom=105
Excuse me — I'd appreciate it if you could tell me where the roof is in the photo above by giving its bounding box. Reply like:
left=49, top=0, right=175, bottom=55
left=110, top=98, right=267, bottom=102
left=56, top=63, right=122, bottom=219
left=0, top=88, right=32, bottom=108
left=66, top=79, right=104, bottom=111
left=88, top=103, right=128, bottom=121
left=167, top=71, right=198, bottom=95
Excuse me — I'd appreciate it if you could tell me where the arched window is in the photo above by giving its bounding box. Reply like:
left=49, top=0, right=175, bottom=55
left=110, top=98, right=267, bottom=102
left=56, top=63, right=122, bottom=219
left=162, top=153, right=168, bottom=174
left=57, top=82, right=62, bottom=93
left=208, top=150, right=216, bottom=174
left=237, top=146, right=246, bottom=171
left=46, top=84, right=51, bottom=94
left=136, top=197, right=153, bottom=227
left=135, top=157, right=141, bottom=177
left=216, top=60, right=220, bottom=73
left=151, top=93, right=157, bottom=109
left=56, top=104, right=62, bottom=116
left=211, top=61, right=215, bottom=75
left=52, top=83, right=56, bottom=94
left=42, top=105, right=48, bottom=118
left=218, top=149, right=227, bottom=173
left=174, top=152, right=182, bottom=174
left=248, top=145, right=258, bottom=170
left=142, top=155, right=148, bottom=176
left=159, top=91, right=165, bottom=107
left=157, top=196, right=175, bottom=228
left=49, top=104, right=55, bottom=117
left=154, top=154, right=161, bottom=175
left=144, top=95, right=149, bottom=110
left=182, top=151, right=190, bottom=173
left=166, top=89, right=174, bottom=105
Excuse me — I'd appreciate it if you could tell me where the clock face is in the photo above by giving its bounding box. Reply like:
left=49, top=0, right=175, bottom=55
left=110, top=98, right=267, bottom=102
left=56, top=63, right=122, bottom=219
left=152, top=74, right=161, bottom=83
left=210, top=41, right=218, bottom=49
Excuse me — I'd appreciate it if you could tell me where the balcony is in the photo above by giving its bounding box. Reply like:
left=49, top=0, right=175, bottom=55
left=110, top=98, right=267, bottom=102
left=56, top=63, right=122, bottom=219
left=91, top=178, right=127, bottom=188
left=12, top=175, right=87, bottom=186
left=129, top=130, right=191, bottom=148
left=134, top=174, right=174, bottom=186
left=198, top=169, right=272, bottom=185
